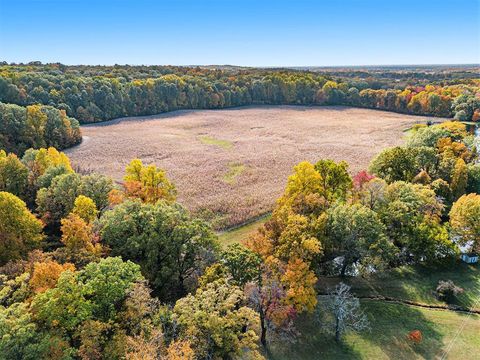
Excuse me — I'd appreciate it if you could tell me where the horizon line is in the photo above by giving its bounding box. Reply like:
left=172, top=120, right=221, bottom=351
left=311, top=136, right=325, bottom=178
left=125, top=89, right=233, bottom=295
left=2, top=61, right=479, bottom=69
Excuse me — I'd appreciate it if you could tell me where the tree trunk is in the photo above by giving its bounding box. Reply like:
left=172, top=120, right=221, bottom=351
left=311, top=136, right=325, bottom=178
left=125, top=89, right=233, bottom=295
left=340, top=258, right=348, bottom=277
left=177, top=274, right=186, bottom=298
left=260, top=308, right=267, bottom=347
left=335, top=316, right=341, bottom=343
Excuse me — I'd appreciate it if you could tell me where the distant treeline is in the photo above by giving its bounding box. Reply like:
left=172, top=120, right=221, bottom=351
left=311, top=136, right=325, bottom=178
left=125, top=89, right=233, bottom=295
left=0, top=102, right=81, bottom=154
left=0, top=63, right=479, bottom=129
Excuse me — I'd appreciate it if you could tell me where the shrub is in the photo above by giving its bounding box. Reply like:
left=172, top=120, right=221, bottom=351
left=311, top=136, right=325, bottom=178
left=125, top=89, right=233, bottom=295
left=407, top=330, right=422, bottom=344
left=435, top=280, right=464, bottom=303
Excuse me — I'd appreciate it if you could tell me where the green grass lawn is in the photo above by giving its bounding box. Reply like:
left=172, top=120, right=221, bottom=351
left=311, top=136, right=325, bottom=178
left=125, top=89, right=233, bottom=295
left=268, top=264, right=480, bottom=359
left=268, top=300, right=480, bottom=360
left=217, top=214, right=270, bottom=247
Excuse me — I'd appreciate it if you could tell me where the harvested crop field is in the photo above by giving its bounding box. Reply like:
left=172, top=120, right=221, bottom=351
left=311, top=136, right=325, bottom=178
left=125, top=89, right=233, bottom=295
left=66, top=106, right=434, bottom=229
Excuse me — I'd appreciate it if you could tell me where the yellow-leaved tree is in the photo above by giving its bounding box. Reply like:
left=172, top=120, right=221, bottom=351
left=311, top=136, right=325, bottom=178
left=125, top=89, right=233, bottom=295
left=450, top=193, right=480, bottom=252
left=0, top=191, right=45, bottom=265
left=123, top=159, right=176, bottom=203
left=72, top=195, right=99, bottom=223
left=60, top=213, right=102, bottom=263
left=25, top=105, right=48, bottom=149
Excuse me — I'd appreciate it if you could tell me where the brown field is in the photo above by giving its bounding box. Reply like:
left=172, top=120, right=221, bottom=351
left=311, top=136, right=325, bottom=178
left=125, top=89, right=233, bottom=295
left=66, top=106, right=434, bottom=229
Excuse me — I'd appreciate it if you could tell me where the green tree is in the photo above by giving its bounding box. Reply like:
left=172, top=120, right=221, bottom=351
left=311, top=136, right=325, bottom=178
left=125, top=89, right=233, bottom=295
left=221, top=243, right=262, bottom=286
left=369, top=147, right=417, bottom=183
left=413, top=146, right=438, bottom=175
left=377, top=182, right=447, bottom=265
left=32, top=257, right=142, bottom=331
left=36, top=172, right=82, bottom=228
left=100, top=200, right=218, bottom=300
left=326, top=203, right=394, bottom=276
left=31, top=269, right=93, bottom=333
left=78, top=257, right=142, bottom=321
left=409, top=217, right=457, bottom=264
left=466, top=164, right=480, bottom=194
left=0, top=302, right=59, bottom=360
left=0, top=191, right=44, bottom=265
left=78, top=173, right=114, bottom=211
left=35, top=164, right=70, bottom=190
left=405, top=125, right=449, bottom=148
left=314, top=159, right=352, bottom=204
left=36, top=173, right=113, bottom=230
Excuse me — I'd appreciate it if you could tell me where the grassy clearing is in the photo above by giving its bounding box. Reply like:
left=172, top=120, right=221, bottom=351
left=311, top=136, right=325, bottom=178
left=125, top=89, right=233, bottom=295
left=217, top=214, right=270, bottom=247
left=199, top=135, right=233, bottom=149
left=318, top=263, right=480, bottom=311
left=223, top=162, right=246, bottom=184
left=269, top=300, right=480, bottom=360
left=68, top=106, right=430, bottom=229
left=269, top=264, right=480, bottom=359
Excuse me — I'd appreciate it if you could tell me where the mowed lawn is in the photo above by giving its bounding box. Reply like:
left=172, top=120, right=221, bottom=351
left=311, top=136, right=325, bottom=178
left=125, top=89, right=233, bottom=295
left=269, top=263, right=479, bottom=360
left=218, top=214, right=270, bottom=247
left=66, top=106, right=431, bottom=229
left=269, top=300, right=480, bottom=360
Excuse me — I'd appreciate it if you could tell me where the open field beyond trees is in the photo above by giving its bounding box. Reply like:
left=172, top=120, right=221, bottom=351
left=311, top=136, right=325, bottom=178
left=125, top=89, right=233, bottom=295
left=1, top=1, right=479, bottom=358
left=67, top=106, right=436, bottom=229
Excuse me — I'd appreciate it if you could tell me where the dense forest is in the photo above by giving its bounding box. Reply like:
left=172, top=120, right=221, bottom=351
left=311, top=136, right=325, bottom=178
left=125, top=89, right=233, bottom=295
left=0, top=102, right=81, bottom=155
left=0, top=63, right=479, bottom=154
left=0, top=115, right=479, bottom=358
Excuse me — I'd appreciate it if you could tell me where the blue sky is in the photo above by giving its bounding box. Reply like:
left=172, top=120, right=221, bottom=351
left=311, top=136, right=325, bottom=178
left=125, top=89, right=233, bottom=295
left=0, top=0, right=479, bottom=66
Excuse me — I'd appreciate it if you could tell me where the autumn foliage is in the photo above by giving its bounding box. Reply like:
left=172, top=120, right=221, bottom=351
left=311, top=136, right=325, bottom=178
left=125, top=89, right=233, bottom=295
left=119, top=159, right=176, bottom=204
left=29, top=260, right=75, bottom=294
left=165, top=339, right=195, bottom=360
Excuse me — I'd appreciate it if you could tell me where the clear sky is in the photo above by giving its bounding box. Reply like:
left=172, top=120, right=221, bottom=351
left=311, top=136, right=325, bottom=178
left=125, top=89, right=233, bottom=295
left=0, top=0, right=479, bottom=66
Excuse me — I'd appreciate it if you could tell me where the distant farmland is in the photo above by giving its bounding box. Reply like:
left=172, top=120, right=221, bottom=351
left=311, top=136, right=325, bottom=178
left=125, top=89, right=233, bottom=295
left=66, top=106, right=432, bottom=229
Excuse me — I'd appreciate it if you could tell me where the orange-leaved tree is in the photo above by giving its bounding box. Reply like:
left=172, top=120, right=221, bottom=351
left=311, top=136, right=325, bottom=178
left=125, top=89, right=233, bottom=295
left=29, top=260, right=75, bottom=294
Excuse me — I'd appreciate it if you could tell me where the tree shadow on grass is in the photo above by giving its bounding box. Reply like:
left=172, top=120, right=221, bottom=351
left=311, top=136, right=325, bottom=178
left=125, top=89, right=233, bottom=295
left=266, top=311, right=363, bottom=360
left=359, top=300, right=446, bottom=360
left=266, top=299, right=449, bottom=360
left=272, top=263, right=479, bottom=360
